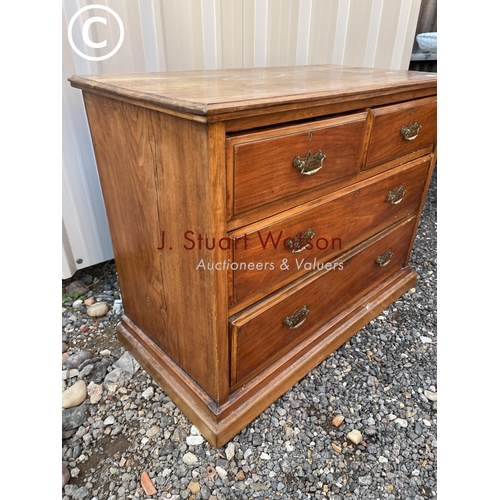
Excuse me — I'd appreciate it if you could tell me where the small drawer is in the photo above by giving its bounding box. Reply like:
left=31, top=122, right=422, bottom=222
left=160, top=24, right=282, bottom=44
left=364, top=97, right=437, bottom=170
left=229, top=216, right=416, bottom=387
left=227, top=113, right=367, bottom=217
left=229, top=157, right=430, bottom=309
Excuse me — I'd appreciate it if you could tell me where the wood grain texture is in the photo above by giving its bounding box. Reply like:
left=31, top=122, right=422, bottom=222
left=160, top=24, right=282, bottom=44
left=69, top=65, right=436, bottom=118
left=229, top=157, right=430, bottom=310
left=365, top=96, right=437, bottom=170
left=83, top=94, right=179, bottom=363
left=153, top=115, right=229, bottom=404
left=73, top=65, right=436, bottom=447
left=83, top=93, right=229, bottom=404
left=228, top=113, right=366, bottom=216
left=230, top=216, right=417, bottom=386
left=222, top=87, right=437, bottom=131
left=226, top=146, right=436, bottom=231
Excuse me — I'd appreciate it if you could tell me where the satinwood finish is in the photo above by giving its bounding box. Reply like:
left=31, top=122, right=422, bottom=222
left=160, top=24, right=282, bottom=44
left=69, top=65, right=437, bottom=447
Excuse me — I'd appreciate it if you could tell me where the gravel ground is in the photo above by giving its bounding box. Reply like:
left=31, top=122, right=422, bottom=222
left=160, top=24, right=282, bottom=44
left=62, top=167, right=437, bottom=500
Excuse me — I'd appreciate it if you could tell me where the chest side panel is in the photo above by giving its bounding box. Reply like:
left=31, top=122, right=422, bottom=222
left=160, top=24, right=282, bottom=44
left=83, top=93, right=228, bottom=403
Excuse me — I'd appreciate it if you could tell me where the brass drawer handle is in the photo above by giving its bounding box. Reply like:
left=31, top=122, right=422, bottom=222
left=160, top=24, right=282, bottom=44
left=400, top=121, right=422, bottom=141
left=376, top=249, right=393, bottom=267
left=387, top=186, right=407, bottom=205
left=292, top=150, right=326, bottom=175
left=284, top=305, right=309, bottom=330
left=285, top=228, right=315, bottom=254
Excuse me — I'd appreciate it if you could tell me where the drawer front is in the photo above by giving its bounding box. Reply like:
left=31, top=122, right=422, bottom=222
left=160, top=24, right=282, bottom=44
left=229, top=157, right=430, bottom=309
left=230, top=216, right=416, bottom=386
left=364, top=97, right=437, bottom=170
left=228, top=113, right=367, bottom=217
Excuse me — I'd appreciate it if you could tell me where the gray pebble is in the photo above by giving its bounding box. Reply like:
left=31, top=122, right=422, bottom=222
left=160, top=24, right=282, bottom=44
left=67, top=280, right=88, bottom=297
left=64, top=351, right=92, bottom=369
left=359, top=475, right=372, bottom=486
left=394, top=418, right=408, bottom=428
left=72, top=486, right=90, bottom=499
left=62, top=403, right=89, bottom=431
left=79, top=364, right=94, bottom=378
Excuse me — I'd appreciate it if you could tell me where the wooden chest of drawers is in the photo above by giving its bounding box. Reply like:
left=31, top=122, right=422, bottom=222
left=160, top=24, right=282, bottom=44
left=69, top=65, right=437, bottom=447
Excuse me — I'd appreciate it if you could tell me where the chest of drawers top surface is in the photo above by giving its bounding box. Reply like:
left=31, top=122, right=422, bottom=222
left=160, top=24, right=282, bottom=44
left=69, top=65, right=437, bottom=447
left=69, top=64, right=436, bottom=117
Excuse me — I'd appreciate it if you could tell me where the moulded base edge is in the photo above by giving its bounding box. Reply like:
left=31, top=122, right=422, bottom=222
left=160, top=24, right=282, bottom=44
left=117, top=267, right=417, bottom=447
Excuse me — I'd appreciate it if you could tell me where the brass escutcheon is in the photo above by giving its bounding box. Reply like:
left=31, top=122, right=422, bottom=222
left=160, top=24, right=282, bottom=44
left=292, top=149, right=326, bottom=175
left=400, top=121, right=422, bottom=141
left=376, top=249, right=393, bottom=267
left=387, top=186, right=406, bottom=205
left=284, top=305, right=310, bottom=330
left=285, top=228, right=315, bottom=253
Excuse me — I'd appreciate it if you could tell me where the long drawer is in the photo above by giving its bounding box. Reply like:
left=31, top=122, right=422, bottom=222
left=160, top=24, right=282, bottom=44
left=227, top=113, right=367, bottom=217
left=229, top=157, right=430, bottom=310
left=229, top=216, right=416, bottom=387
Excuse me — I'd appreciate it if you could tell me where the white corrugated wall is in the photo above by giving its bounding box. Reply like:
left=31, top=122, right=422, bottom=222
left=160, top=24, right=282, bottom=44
left=62, top=0, right=422, bottom=278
